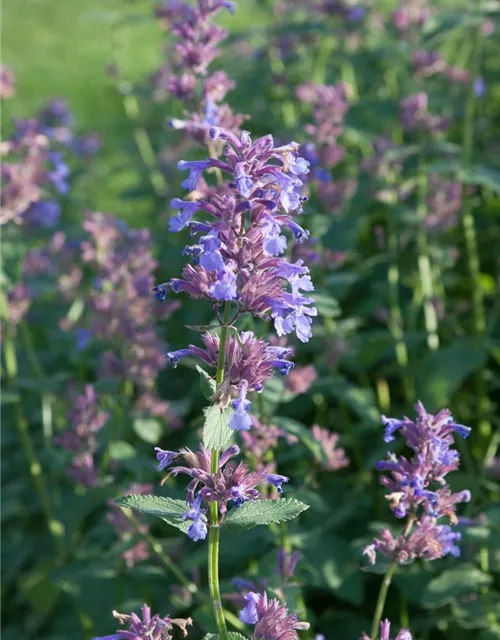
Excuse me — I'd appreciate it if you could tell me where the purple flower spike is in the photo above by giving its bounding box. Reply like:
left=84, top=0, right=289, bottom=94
left=365, top=402, right=472, bottom=566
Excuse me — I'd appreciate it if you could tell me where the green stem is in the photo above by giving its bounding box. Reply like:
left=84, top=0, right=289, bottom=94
left=207, top=301, right=232, bottom=640
left=416, top=151, right=439, bottom=351
left=20, top=322, right=54, bottom=440
left=460, top=20, right=490, bottom=439
left=370, top=560, right=398, bottom=640
left=370, top=516, right=415, bottom=640
left=3, top=331, right=65, bottom=556
left=386, top=208, right=413, bottom=402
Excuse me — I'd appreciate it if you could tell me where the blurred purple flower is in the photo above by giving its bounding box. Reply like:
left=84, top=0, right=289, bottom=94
left=311, top=425, right=349, bottom=471
left=54, top=385, right=108, bottom=488
left=0, top=64, right=15, bottom=99
left=107, top=483, right=154, bottom=567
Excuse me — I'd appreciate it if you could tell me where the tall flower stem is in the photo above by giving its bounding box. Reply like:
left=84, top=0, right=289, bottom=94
left=416, top=150, right=439, bottom=351
left=3, top=330, right=65, bottom=557
left=20, top=321, right=54, bottom=441
left=461, top=21, right=490, bottom=439
left=386, top=194, right=413, bottom=403
left=208, top=301, right=231, bottom=640
left=369, top=515, right=416, bottom=640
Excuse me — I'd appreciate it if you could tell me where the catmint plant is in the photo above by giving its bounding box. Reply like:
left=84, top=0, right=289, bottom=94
left=114, top=124, right=314, bottom=640
left=364, top=402, right=471, bottom=639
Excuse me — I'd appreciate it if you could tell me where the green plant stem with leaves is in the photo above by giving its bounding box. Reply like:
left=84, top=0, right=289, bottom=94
left=208, top=302, right=232, bottom=640
left=460, top=21, right=490, bottom=440
left=369, top=514, right=416, bottom=640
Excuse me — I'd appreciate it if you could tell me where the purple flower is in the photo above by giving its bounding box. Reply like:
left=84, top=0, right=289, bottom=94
left=365, top=402, right=471, bottom=565
left=209, top=265, right=238, bottom=300
left=48, top=152, right=70, bottom=194
left=230, top=382, right=253, bottom=431
left=76, top=328, right=92, bottom=351
left=238, top=591, right=310, bottom=640
left=28, top=200, right=61, bottom=227
left=240, top=592, right=261, bottom=624
left=157, top=443, right=288, bottom=530
left=54, top=385, right=108, bottom=488
left=178, top=160, right=212, bottom=191
left=311, top=425, right=349, bottom=471
left=93, top=604, right=192, bottom=640
left=267, top=474, right=289, bottom=494
left=182, top=495, right=208, bottom=541
left=276, top=548, right=300, bottom=584
left=154, top=447, right=178, bottom=471
left=473, top=76, right=486, bottom=97
left=169, top=198, right=201, bottom=232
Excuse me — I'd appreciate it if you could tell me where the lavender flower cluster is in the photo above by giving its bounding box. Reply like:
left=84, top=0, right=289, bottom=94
left=55, top=385, right=108, bottom=487
left=155, top=0, right=246, bottom=140
left=364, top=402, right=471, bottom=565
left=0, top=96, right=99, bottom=227
left=155, top=125, right=317, bottom=427
left=74, top=213, right=180, bottom=427
left=297, top=82, right=356, bottom=213
left=155, top=443, right=289, bottom=540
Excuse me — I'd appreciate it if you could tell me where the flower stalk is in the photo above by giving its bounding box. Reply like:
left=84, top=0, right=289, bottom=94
left=208, top=301, right=232, bottom=640
left=461, top=20, right=490, bottom=439
left=369, top=515, right=415, bottom=640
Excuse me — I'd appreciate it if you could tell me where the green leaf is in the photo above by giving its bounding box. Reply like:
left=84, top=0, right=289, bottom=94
left=225, top=498, right=309, bottom=531
left=421, top=565, right=492, bottom=608
left=273, top=417, right=329, bottom=466
left=458, top=165, right=500, bottom=194
left=114, top=494, right=190, bottom=533
left=196, top=365, right=216, bottom=400
left=415, top=338, right=487, bottom=407
left=203, top=405, right=234, bottom=451
left=133, top=418, right=162, bottom=444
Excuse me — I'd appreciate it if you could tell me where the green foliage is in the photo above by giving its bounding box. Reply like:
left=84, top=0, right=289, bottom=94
left=203, top=405, right=234, bottom=450
left=224, top=499, right=309, bottom=530
left=115, top=495, right=190, bottom=534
